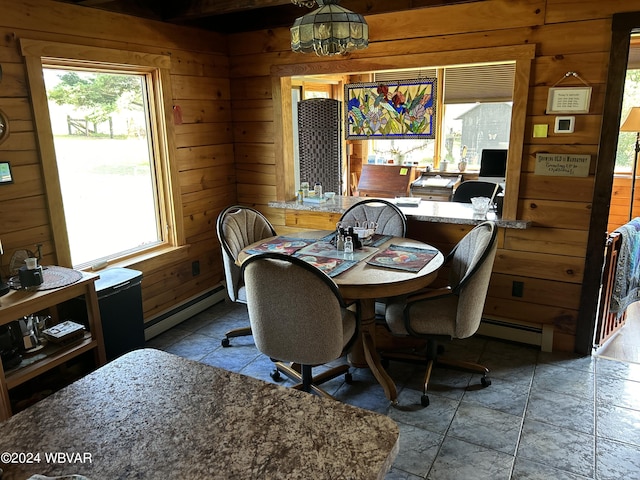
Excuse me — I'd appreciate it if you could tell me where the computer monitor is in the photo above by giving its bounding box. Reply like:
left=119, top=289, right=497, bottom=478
left=479, top=149, right=507, bottom=185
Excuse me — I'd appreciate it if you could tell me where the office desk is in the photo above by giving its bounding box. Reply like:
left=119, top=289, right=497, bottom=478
left=239, top=233, right=445, bottom=403
left=0, top=349, right=399, bottom=480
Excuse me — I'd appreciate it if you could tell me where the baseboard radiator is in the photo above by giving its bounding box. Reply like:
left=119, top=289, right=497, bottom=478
left=477, top=317, right=553, bottom=352
left=144, top=284, right=227, bottom=340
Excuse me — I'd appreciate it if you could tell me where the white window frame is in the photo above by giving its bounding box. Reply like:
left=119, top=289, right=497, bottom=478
left=21, top=39, right=184, bottom=268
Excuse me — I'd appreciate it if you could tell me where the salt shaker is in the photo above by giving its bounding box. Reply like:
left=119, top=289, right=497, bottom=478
left=336, top=234, right=344, bottom=251
left=344, top=236, right=354, bottom=254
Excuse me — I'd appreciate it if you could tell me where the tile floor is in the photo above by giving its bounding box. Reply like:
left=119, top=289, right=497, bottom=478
left=146, top=300, right=640, bottom=480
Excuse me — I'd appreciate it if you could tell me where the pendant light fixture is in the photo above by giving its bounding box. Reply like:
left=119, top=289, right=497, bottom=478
left=290, top=0, right=369, bottom=56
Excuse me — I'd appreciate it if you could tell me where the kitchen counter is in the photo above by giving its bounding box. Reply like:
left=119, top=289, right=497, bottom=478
left=0, top=349, right=399, bottom=480
left=270, top=195, right=530, bottom=229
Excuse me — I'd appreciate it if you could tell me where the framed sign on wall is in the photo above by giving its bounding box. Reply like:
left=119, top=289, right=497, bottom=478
left=546, top=87, right=592, bottom=114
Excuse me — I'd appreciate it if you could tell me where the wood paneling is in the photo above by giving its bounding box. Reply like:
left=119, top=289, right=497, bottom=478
left=227, top=0, right=640, bottom=351
left=607, top=175, right=640, bottom=232
left=3, top=0, right=640, bottom=350
left=0, top=0, right=230, bottom=325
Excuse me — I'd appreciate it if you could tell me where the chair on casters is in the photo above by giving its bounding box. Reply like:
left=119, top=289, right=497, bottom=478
left=381, top=221, right=498, bottom=407
left=452, top=180, right=502, bottom=204
left=339, top=198, right=407, bottom=237
left=216, top=205, right=277, bottom=348
left=341, top=198, right=408, bottom=316
left=242, top=252, right=359, bottom=399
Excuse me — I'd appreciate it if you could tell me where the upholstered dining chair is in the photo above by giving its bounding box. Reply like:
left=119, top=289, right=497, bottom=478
left=382, top=221, right=498, bottom=407
left=339, top=198, right=407, bottom=237
left=216, top=205, right=277, bottom=347
left=241, top=252, right=359, bottom=399
left=452, top=180, right=502, bottom=204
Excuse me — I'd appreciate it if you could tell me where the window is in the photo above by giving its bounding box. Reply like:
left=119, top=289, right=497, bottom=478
left=369, top=63, right=514, bottom=170
left=21, top=40, right=181, bottom=269
left=43, top=68, right=162, bottom=267
left=616, top=68, right=640, bottom=173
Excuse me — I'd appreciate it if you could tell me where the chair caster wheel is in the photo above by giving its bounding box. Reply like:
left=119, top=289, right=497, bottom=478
left=221, top=338, right=230, bottom=348
left=345, top=372, right=353, bottom=384
left=481, top=376, right=491, bottom=387
left=270, top=369, right=281, bottom=381
left=421, top=394, right=430, bottom=407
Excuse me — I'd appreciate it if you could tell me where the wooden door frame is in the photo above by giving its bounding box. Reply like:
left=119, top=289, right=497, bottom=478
left=575, top=13, right=640, bottom=354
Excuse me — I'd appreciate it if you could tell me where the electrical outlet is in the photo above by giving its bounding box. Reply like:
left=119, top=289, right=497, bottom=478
left=512, top=281, right=524, bottom=298
left=192, top=260, right=200, bottom=276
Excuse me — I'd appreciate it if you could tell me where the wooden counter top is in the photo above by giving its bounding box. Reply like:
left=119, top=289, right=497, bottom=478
left=0, top=349, right=399, bottom=480
left=270, top=196, right=530, bottom=229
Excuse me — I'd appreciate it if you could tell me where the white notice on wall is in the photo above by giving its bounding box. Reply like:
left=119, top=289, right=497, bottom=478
left=534, top=154, right=591, bottom=177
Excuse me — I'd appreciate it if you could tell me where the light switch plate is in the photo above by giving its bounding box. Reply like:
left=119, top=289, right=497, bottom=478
left=554, top=116, right=575, bottom=133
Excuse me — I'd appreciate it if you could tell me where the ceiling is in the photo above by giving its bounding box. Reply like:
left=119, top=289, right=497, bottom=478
left=53, top=0, right=485, bottom=34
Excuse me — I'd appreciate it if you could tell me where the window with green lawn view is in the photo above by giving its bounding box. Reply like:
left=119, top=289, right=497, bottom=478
left=42, top=67, right=164, bottom=268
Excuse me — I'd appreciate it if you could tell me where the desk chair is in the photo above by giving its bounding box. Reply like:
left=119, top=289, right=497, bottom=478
left=452, top=180, right=502, bottom=204
left=382, top=221, right=498, bottom=406
left=216, top=205, right=276, bottom=347
left=242, top=252, right=359, bottom=399
left=340, top=198, right=407, bottom=237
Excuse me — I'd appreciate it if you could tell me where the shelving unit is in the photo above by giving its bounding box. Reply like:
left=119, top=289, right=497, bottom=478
left=0, top=270, right=105, bottom=420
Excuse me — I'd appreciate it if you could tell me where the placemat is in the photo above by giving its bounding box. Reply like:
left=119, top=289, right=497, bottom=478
left=295, top=242, right=378, bottom=263
left=294, top=254, right=358, bottom=278
left=244, top=237, right=317, bottom=256
left=10, top=265, right=83, bottom=291
left=366, top=244, right=439, bottom=272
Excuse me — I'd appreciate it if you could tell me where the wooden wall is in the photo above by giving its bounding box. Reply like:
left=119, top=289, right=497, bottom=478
left=227, top=0, right=640, bottom=352
left=608, top=175, right=640, bottom=232
left=2, top=0, right=639, bottom=352
left=0, top=0, right=232, bottom=325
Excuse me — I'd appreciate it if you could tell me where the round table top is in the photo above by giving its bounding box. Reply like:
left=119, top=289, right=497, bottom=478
left=238, top=231, right=445, bottom=300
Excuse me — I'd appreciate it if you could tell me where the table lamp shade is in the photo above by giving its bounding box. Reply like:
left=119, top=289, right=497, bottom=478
left=621, top=107, right=640, bottom=132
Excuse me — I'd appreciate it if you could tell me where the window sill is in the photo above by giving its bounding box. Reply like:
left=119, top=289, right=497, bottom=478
left=81, top=245, right=191, bottom=274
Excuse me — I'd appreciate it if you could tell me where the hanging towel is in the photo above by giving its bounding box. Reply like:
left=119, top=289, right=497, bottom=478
left=611, top=217, right=640, bottom=316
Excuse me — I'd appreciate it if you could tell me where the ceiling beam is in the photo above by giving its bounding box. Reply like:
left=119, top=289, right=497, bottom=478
left=168, top=0, right=299, bottom=21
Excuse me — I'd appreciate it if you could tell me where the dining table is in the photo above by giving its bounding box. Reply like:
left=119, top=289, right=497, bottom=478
left=238, top=230, right=445, bottom=404
left=0, top=349, right=400, bottom=480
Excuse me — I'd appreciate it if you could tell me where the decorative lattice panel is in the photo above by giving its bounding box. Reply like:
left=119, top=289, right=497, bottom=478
left=297, top=98, right=342, bottom=193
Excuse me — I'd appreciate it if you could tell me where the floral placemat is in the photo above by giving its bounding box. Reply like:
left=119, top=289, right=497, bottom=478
left=295, top=242, right=378, bottom=262
left=366, top=244, right=439, bottom=272
left=294, top=254, right=358, bottom=278
left=244, top=237, right=317, bottom=256
left=320, top=232, right=392, bottom=248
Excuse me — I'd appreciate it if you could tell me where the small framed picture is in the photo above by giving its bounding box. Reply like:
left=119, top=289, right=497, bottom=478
left=0, top=162, right=13, bottom=184
left=546, top=87, right=592, bottom=114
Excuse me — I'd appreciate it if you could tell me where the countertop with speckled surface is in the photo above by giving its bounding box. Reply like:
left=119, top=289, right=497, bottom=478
left=0, top=349, right=399, bottom=480
left=270, top=196, right=531, bottom=229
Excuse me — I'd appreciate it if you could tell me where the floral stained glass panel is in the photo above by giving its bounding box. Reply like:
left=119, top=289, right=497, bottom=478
left=345, top=78, right=437, bottom=139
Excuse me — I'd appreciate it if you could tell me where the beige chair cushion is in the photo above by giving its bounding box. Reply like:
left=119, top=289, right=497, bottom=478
left=244, top=255, right=357, bottom=366
left=217, top=206, right=275, bottom=303
left=385, top=222, right=497, bottom=340
left=340, top=200, right=406, bottom=237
